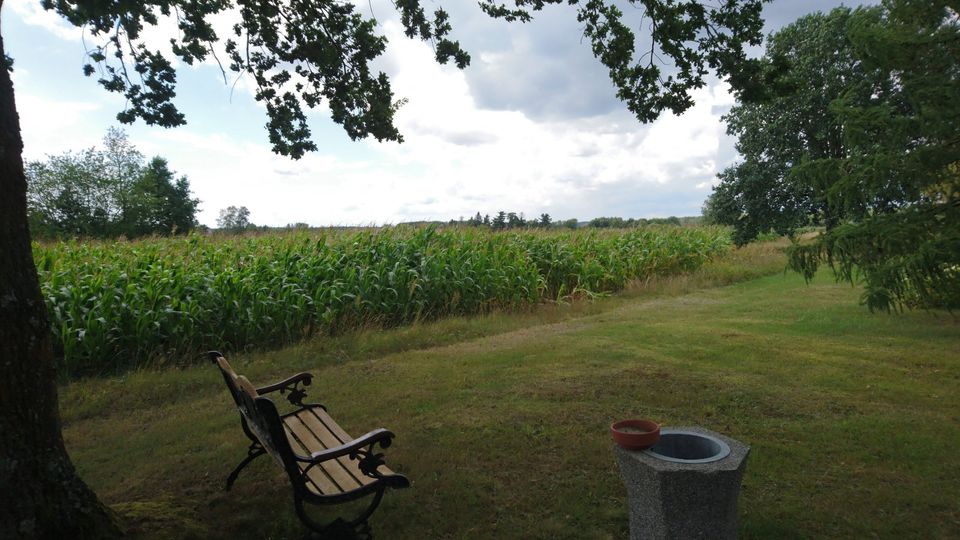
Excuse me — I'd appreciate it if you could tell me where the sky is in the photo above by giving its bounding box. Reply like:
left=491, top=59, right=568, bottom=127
left=3, top=0, right=873, bottom=227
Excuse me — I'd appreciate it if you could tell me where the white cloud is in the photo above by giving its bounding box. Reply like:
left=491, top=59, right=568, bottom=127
left=350, top=22, right=735, bottom=220
left=8, top=3, right=748, bottom=226
left=8, top=0, right=80, bottom=41
left=17, top=94, right=102, bottom=158
left=128, top=129, right=369, bottom=226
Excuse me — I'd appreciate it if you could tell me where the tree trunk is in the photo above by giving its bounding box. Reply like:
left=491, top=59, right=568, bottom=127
left=0, top=19, right=121, bottom=540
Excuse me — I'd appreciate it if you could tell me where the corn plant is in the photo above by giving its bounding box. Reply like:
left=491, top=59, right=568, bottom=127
left=34, top=225, right=731, bottom=378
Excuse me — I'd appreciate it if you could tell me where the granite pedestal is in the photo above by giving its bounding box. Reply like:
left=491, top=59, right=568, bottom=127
left=614, top=427, right=750, bottom=540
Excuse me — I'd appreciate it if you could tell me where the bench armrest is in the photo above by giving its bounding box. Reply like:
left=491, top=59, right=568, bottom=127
left=304, top=428, right=395, bottom=463
left=299, top=428, right=407, bottom=487
left=257, top=372, right=315, bottom=407
left=256, top=372, right=313, bottom=394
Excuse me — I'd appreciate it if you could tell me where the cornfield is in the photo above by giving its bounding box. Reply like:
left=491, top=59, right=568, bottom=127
left=34, top=226, right=731, bottom=378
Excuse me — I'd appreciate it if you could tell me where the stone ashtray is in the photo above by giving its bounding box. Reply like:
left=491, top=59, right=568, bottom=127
left=613, top=427, right=751, bottom=539
left=610, top=419, right=661, bottom=450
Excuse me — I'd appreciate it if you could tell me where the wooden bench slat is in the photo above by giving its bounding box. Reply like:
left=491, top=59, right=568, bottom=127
left=282, top=429, right=326, bottom=496
left=307, top=409, right=394, bottom=483
left=283, top=418, right=346, bottom=495
left=312, top=408, right=353, bottom=443
left=284, top=415, right=363, bottom=493
left=297, top=410, right=377, bottom=487
left=295, top=410, right=375, bottom=487
left=284, top=416, right=359, bottom=494
left=283, top=421, right=331, bottom=496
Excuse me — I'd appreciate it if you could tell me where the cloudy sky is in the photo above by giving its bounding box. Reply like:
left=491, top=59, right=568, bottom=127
left=4, top=0, right=871, bottom=227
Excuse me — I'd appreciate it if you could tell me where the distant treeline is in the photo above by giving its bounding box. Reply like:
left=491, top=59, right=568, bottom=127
left=584, top=216, right=700, bottom=228
left=454, top=212, right=700, bottom=230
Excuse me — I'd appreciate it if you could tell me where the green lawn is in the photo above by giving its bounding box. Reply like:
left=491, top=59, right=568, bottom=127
left=61, top=247, right=960, bottom=539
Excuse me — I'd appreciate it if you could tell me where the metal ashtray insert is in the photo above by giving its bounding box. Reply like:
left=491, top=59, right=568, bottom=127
left=644, top=429, right=731, bottom=463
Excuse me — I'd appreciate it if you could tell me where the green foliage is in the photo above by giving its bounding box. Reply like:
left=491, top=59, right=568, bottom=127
left=514, top=225, right=730, bottom=300
left=707, top=7, right=878, bottom=245
left=215, top=206, right=253, bottom=232
left=34, top=226, right=731, bottom=378
left=788, top=1, right=960, bottom=311
left=492, top=211, right=508, bottom=230
left=46, top=0, right=470, bottom=157
left=27, top=146, right=112, bottom=237
left=480, top=0, right=769, bottom=120
left=465, top=211, right=550, bottom=229
left=589, top=216, right=628, bottom=228
left=752, top=229, right=782, bottom=243
left=26, top=129, right=199, bottom=238
left=463, top=212, right=689, bottom=230
left=125, top=158, right=200, bottom=236
left=589, top=216, right=682, bottom=228
left=705, top=1, right=959, bottom=309
left=465, top=213, right=689, bottom=231
left=43, top=1, right=771, bottom=158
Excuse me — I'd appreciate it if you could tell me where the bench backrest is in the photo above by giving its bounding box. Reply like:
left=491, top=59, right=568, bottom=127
left=210, top=353, right=299, bottom=472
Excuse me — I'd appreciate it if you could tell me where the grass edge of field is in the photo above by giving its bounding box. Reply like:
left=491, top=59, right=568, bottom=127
left=59, top=238, right=790, bottom=423
left=59, top=237, right=960, bottom=539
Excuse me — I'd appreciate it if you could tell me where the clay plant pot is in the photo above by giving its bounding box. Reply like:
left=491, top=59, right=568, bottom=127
left=610, top=419, right=661, bottom=450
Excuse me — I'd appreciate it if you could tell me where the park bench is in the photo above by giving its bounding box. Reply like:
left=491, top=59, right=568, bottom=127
left=209, top=351, right=410, bottom=537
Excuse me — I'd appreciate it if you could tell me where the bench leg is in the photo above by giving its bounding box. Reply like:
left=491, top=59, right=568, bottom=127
left=226, top=442, right=266, bottom=491
left=347, top=487, right=384, bottom=529
left=294, top=487, right=385, bottom=539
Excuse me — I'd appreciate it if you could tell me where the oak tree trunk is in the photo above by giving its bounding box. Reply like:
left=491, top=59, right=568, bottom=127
left=0, top=14, right=121, bottom=539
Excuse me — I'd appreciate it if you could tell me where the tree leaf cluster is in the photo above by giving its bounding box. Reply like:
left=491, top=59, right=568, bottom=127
left=704, top=6, right=878, bottom=244
left=706, top=1, right=960, bottom=310
left=45, top=1, right=771, bottom=159
left=462, top=210, right=545, bottom=230
left=788, top=0, right=960, bottom=311
left=216, top=205, right=253, bottom=231
left=44, top=0, right=470, bottom=158
left=589, top=215, right=684, bottom=228
left=480, top=1, right=770, bottom=119
left=27, top=128, right=200, bottom=238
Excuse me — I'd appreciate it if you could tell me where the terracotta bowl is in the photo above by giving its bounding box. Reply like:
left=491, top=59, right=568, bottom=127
left=610, top=419, right=661, bottom=450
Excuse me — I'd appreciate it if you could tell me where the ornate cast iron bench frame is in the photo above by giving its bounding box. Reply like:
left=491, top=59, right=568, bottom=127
left=209, top=351, right=410, bottom=536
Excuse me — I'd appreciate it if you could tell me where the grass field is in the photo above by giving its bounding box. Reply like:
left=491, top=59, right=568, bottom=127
left=60, top=242, right=960, bottom=539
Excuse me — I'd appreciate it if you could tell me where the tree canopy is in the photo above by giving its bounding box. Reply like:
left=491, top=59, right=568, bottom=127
left=706, top=0, right=959, bottom=310
left=787, top=0, right=960, bottom=311
left=216, top=205, right=253, bottom=231
left=41, top=0, right=771, bottom=158
left=26, top=128, right=200, bottom=238
left=704, top=6, right=879, bottom=245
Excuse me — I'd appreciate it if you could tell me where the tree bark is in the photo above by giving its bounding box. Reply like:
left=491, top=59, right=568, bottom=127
left=0, top=15, right=121, bottom=540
